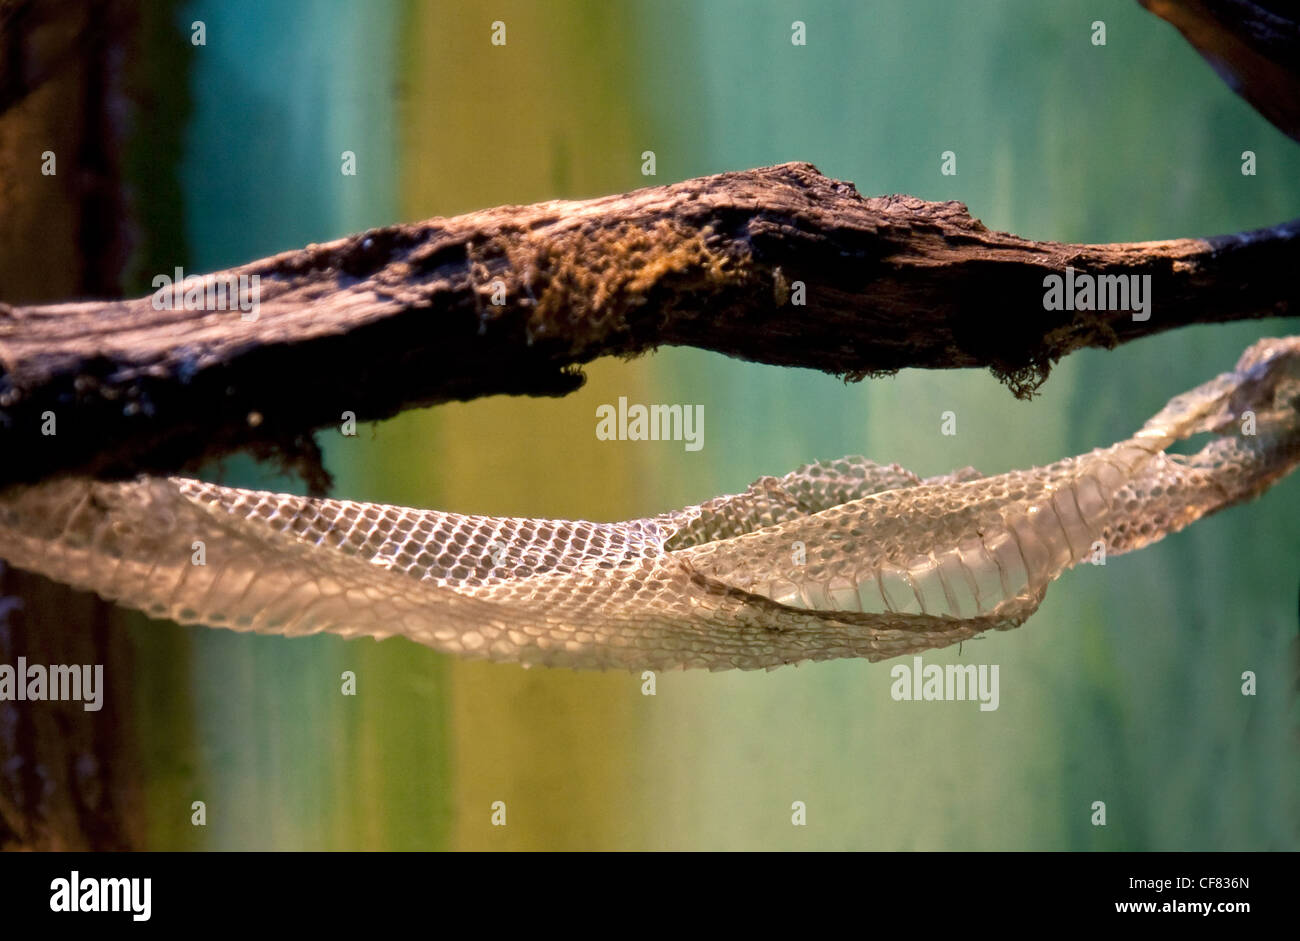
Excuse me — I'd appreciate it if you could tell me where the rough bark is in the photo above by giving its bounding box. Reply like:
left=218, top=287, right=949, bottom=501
left=2, top=160, right=1297, bottom=490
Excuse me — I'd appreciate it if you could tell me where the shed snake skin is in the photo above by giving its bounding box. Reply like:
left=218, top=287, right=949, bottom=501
left=1, top=335, right=1298, bottom=671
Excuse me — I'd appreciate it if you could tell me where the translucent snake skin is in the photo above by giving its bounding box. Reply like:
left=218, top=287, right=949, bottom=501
left=2, top=336, right=1298, bottom=671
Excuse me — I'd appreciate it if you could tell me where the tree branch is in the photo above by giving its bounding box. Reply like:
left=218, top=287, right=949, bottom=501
left=1, top=161, right=1297, bottom=489
left=1139, top=0, right=1300, bottom=143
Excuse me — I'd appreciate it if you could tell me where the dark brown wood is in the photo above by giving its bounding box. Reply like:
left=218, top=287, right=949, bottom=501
left=1139, top=0, right=1300, bottom=143
left=0, top=563, right=144, bottom=851
left=2, top=161, right=1297, bottom=491
left=0, top=0, right=147, bottom=852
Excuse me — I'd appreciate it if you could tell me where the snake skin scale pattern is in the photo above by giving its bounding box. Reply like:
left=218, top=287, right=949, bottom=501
left=1, top=336, right=1298, bottom=671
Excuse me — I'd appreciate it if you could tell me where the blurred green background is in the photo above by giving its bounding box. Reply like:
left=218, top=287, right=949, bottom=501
left=122, top=0, right=1300, bottom=849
